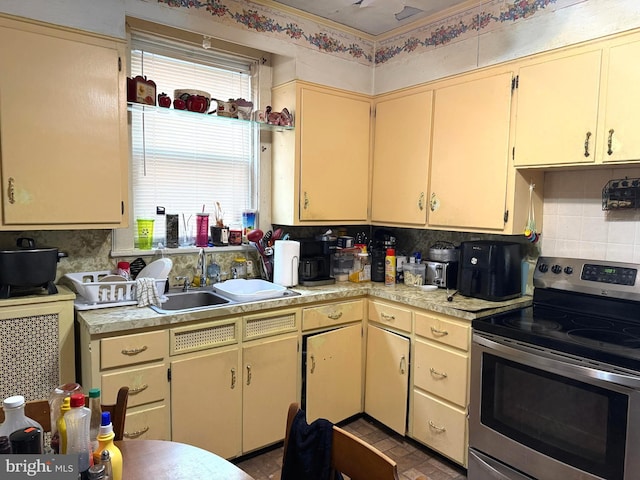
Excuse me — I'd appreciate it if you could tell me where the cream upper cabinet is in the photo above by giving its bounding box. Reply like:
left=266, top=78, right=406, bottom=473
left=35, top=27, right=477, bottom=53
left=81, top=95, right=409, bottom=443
left=0, top=15, right=127, bottom=229
left=600, top=39, right=640, bottom=163
left=513, top=49, right=602, bottom=167
left=271, top=81, right=371, bottom=225
left=371, top=88, right=433, bottom=226
left=428, top=72, right=514, bottom=231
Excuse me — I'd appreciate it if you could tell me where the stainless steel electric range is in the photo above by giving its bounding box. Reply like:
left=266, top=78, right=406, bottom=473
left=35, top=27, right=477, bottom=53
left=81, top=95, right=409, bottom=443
left=469, top=256, right=640, bottom=480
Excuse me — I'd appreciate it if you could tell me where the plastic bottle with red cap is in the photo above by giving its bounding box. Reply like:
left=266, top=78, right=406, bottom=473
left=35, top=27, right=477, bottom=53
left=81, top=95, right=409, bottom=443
left=384, top=248, right=396, bottom=286
left=66, top=393, right=92, bottom=479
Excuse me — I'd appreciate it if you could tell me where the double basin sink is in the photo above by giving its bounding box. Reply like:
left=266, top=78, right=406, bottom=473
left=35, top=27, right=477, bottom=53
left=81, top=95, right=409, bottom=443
left=150, top=279, right=300, bottom=314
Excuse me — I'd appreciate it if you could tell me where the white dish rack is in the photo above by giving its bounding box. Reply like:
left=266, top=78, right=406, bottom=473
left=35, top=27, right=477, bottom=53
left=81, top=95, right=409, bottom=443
left=66, top=271, right=167, bottom=305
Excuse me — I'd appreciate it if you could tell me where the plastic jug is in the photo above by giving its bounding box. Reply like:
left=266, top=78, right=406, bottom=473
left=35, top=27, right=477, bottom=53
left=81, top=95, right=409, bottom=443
left=0, top=395, right=44, bottom=453
left=66, top=393, right=92, bottom=478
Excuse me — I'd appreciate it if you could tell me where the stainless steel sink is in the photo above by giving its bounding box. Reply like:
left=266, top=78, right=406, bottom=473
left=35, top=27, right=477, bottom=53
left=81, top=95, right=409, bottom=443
left=150, top=290, right=231, bottom=313
left=150, top=285, right=301, bottom=314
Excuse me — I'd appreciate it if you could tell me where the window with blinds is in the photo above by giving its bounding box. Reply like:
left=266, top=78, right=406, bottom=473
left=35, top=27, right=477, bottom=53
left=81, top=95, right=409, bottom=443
left=129, top=32, right=258, bottom=246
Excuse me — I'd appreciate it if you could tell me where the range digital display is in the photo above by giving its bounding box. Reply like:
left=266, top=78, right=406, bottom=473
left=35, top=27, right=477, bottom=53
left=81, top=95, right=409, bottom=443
left=582, top=264, right=637, bottom=286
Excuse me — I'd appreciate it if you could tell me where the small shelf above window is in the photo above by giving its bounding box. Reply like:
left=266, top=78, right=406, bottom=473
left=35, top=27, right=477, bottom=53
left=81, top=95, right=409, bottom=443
left=127, top=102, right=294, bottom=132
left=602, top=177, right=640, bottom=210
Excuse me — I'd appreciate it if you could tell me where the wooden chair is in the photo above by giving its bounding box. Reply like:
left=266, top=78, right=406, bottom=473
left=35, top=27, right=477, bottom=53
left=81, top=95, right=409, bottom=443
left=283, top=402, right=400, bottom=480
left=0, top=386, right=129, bottom=441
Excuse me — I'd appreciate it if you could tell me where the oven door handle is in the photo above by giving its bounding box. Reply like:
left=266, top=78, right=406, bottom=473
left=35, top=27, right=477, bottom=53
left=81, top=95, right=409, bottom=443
left=473, top=332, right=640, bottom=390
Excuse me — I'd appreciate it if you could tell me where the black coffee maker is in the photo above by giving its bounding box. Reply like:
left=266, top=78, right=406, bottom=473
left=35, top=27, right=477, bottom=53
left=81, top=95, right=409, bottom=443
left=298, top=237, right=336, bottom=286
left=371, top=231, right=396, bottom=282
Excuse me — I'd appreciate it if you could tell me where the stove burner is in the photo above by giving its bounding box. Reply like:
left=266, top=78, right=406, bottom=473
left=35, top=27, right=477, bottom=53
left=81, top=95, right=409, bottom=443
left=567, top=329, right=640, bottom=351
left=504, top=318, right=563, bottom=333
left=571, top=317, right=614, bottom=329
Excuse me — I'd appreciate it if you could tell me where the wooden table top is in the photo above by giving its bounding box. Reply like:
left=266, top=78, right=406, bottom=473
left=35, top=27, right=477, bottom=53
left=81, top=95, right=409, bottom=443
left=115, top=439, right=255, bottom=480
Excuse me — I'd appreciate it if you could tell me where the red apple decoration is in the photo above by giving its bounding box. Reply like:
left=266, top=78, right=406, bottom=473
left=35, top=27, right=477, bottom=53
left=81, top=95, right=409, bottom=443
left=173, top=98, right=186, bottom=110
left=158, top=92, right=171, bottom=108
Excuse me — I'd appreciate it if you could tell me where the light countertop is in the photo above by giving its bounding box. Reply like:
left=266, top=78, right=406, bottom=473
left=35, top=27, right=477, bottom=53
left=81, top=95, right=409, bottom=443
left=75, top=282, right=531, bottom=336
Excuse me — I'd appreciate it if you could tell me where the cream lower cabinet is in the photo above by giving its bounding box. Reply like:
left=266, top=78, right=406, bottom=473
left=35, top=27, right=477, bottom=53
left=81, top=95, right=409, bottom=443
left=271, top=81, right=371, bottom=225
left=0, top=290, right=75, bottom=400
left=302, top=299, right=365, bottom=423
left=170, top=310, right=298, bottom=458
left=0, top=15, right=127, bottom=229
left=410, top=310, right=470, bottom=466
left=364, top=325, right=410, bottom=435
left=78, top=329, right=170, bottom=442
left=371, top=88, right=433, bottom=226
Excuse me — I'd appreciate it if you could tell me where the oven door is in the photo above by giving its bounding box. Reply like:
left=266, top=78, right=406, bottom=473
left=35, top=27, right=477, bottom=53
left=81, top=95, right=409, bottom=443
left=469, top=332, right=640, bottom=480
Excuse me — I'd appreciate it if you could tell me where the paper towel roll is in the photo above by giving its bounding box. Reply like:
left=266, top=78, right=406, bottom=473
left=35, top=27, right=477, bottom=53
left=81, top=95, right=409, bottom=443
left=273, top=240, right=300, bottom=287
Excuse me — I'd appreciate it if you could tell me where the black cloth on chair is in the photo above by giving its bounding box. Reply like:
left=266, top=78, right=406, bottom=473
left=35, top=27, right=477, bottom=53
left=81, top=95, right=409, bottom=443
left=281, top=409, right=343, bottom=480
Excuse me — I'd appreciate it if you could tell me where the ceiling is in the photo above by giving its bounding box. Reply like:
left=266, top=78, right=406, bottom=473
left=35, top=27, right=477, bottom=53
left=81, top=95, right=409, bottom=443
left=271, top=0, right=472, bottom=36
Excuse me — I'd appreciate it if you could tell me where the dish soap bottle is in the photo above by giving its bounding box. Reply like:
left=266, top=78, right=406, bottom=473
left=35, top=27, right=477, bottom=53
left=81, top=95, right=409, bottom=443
left=93, top=412, right=122, bottom=480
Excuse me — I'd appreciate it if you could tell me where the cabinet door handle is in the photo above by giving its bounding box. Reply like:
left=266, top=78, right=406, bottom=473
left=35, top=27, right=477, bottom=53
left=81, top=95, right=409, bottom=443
left=429, top=367, right=448, bottom=379
left=246, top=364, right=252, bottom=385
left=129, top=384, right=148, bottom=395
left=399, top=355, right=406, bottom=375
left=7, top=177, right=15, bottom=204
left=428, top=420, right=446, bottom=433
left=380, top=312, right=395, bottom=321
left=123, top=426, right=150, bottom=439
left=418, top=192, right=425, bottom=211
left=430, top=326, right=448, bottom=336
left=584, top=131, right=592, bottom=157
left=231, top=367, right=236, bottom=389
left=121, top=345, right=148, bottom=356
left=607, top=128, right=615, bottom=155
left=310, top=354, right=316, bottom=374
left=429, top=192, right=439, bottom=212
left=327, top=311, right=343, bottom=320
left=303, top=192, right=309, bottom=210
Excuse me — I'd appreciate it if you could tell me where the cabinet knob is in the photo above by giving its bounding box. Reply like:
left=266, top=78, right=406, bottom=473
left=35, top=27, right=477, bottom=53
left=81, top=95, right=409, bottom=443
left=231, top=367, right=236, bottom=389
left=399, top=355, right=406, bottom=374
left=246, top=364, right=252, bottom=385
left=418, top=192, right=425, bottom=211
left=303, top=192, right=309, bottom=210
left=310, top=354, right=316, bottom=374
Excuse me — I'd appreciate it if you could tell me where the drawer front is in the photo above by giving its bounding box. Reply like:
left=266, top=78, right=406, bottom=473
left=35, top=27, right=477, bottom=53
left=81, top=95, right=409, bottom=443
left=413, top=339, right=468, bottom=407
left=101, top=330, right=168, bottom=369
left=302, top=299, right=364, bottom=330
left=367, top=299, right=412, bottom=333
left=411, top=389, right=467, bottom=466
left=123, top=404, right=169, bottom=440
left=101, top=364, right=168, bottom=407
left=414, top=311, right=469, bottom=351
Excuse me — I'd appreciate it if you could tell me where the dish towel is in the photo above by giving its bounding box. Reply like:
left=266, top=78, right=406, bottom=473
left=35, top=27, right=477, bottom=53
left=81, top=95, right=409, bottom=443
left=135, top=277, right=162, bottom=307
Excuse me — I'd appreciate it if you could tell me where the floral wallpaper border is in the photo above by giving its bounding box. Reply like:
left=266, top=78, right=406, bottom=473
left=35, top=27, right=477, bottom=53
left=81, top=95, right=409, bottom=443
left=376, top=0, right=586, bottom=64
left=154, top=0, right=585, bottom=65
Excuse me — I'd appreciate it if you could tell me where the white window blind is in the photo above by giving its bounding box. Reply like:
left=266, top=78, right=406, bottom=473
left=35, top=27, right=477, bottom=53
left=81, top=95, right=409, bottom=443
left=129, top=32, right=257, bottom=245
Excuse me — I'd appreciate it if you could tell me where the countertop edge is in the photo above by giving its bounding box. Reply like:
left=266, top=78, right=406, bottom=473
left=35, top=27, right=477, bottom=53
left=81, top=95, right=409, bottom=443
left=76, top=282, right=531, bottom=336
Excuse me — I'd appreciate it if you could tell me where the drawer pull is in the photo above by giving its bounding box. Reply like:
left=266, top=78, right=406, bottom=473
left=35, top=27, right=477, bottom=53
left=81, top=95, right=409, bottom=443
left=428, top=420, right=446, bottom=433
left=381, top=312, right=396, bottom=321
left=231, top=367, right=236, bottom=389
left=123, top=426, right=149, bottom=439
left=429, top=367, right=448, bottom=379
left=121, top=345, right=148, bottom=356
left=327, top=311, right=343, bottom=320
left=430, top=327, right=449, bottom=336
left=246, top=364, right=252, bottom=385
left=129, top=384, right=149, bottom=395
left=399, top=355, right=406, bottom=375
left=607, top=128, right=615, bottom=155
left=310, top=355, right=316, bottom=374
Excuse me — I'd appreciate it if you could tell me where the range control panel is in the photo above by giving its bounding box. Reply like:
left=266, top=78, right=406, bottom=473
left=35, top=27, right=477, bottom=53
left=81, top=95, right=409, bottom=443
left=534, top=256, right=640, bottom=300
